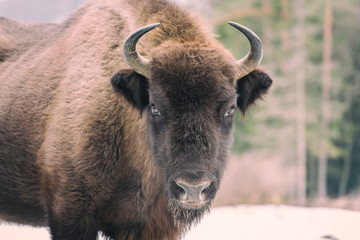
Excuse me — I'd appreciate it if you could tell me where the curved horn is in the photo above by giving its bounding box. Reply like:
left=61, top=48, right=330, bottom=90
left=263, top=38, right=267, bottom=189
left=228, top=21, right=263, bottom=79
left=123, top=23, right=160, bottom=78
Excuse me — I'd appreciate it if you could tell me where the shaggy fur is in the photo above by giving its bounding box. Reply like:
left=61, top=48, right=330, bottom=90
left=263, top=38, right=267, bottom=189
left=0, top=0, right=272, bottom=239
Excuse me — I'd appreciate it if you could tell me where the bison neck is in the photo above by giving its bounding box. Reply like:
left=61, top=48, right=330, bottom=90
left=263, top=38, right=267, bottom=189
left=99, top=182, right=180, bottom=239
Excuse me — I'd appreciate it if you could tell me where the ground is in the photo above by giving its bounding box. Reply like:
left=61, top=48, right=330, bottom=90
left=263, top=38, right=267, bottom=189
left=1, top=205, right=359, bottom=240
left=185, top=205, right=360, bottom=240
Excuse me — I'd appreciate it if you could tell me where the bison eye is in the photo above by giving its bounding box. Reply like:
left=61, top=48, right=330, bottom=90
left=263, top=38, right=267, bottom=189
left=151, top=104, right=161, bottom=116
left=224, top=105, right=236, bottom=117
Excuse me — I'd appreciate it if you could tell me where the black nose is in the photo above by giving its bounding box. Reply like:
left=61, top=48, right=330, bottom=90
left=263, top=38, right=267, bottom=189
left=174, top=179, right=212, bottom=203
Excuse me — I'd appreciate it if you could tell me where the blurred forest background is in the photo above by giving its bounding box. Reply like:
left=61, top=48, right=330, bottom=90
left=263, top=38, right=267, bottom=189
left=1, top=0, right=359, bottom=209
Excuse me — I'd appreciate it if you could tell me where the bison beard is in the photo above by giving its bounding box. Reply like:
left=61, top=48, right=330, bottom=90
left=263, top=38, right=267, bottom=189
left=169, top=199, right=211, bottom=230
left=0, top=0, right=272, bottom=239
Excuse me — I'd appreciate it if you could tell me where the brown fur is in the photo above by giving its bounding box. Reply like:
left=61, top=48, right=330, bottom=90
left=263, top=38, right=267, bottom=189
left=0, top=0, right=272, bottom=239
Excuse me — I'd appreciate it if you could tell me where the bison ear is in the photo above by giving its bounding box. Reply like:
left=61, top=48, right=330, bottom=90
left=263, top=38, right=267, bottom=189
left=111, top=69, right=149, bottom=112
left=236, top=68, right=272, bottom=115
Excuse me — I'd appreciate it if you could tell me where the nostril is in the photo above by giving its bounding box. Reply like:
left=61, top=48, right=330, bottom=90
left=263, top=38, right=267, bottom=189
left=198, top=181, right=212, bottom=201
left=199, top=181, right=211, bottom=193
left=171, top=180, right=186, bottom=200
left=200, top=181, right=215, bottom=199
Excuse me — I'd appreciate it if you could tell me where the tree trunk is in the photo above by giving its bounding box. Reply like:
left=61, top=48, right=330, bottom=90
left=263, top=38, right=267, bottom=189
left=318, top=1, right=333, bottom=199
left=294, top=0, right=307, bottom=205
left=338, top=78, right=358, bottom=196
left=339, top=134, right=354, bottom=196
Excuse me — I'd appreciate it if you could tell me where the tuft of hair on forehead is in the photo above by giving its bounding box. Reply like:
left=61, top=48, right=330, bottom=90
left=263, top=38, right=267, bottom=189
left=148, top=41, right=237, bottom=111
left=150, top=41, right=236, bottom=84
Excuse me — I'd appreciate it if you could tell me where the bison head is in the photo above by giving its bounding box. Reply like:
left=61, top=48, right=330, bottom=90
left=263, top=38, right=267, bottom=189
left=111, top=22, right=272, bottom=227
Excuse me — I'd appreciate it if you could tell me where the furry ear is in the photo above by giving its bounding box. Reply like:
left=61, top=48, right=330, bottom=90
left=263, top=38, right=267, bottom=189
left=236, top=68, right=272, bottom=115
left=111, top=69, right=149, bottom=112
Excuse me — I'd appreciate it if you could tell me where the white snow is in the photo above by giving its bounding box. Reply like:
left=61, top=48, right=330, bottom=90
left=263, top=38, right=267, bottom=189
left=1, top=205, right=359, bottom=240
left=184, top=205, right=360, bottom=240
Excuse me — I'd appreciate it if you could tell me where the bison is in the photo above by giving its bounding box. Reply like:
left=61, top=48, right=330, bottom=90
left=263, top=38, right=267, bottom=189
left=0, top=0, right=272, bottom=239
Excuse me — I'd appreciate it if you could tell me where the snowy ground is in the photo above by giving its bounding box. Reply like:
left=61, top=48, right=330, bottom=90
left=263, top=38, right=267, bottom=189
left=1, top=205, right=359, bottom=240
left=185, top=205, right=360, bottom=240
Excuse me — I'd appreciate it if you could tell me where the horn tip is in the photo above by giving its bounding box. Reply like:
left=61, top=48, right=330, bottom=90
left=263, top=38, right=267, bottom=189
left=150, top=22, right=161, bottom=28
left=142, top=23, right=161, bottom=32
left=228, top=21, right=241, bottom=27
left=227, top=21, right=248, bottom=32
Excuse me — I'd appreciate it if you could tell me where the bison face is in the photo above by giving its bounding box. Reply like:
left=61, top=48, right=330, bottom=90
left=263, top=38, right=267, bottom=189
left=111, top=42, right=272, bottom=226
left=144, top=44, right=238, bottom=219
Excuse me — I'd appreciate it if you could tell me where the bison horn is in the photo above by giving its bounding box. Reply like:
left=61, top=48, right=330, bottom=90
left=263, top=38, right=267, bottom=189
left=123, top=23, right=161, bottom=78
left=228, top=21, right=263, bottom=79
